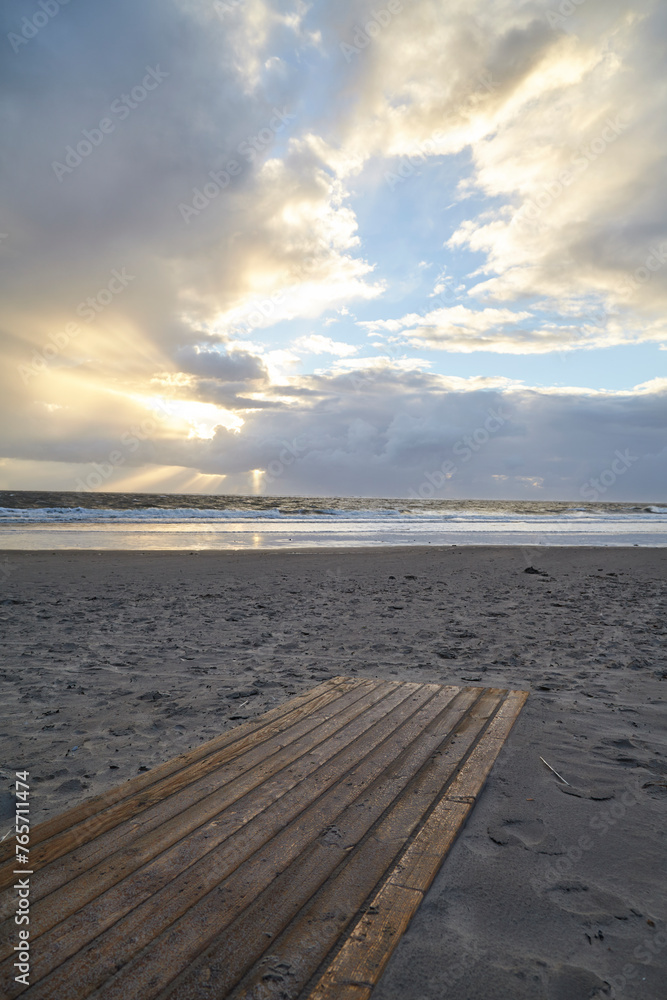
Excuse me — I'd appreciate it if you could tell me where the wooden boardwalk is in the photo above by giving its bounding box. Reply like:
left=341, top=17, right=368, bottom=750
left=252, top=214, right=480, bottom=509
left=0, top=676, right=527, bottom=999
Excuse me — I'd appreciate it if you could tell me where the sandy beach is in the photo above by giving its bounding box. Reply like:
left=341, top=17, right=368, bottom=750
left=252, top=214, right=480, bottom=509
left=1, top=545, right=666, bottom=998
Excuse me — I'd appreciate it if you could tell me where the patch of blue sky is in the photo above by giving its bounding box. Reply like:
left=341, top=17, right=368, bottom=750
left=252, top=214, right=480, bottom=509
left=344, top=150, right=515, bottom=322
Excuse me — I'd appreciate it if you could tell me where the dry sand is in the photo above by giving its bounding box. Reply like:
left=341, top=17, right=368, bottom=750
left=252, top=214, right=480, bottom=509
left=1, top=545, right=666, bottom=999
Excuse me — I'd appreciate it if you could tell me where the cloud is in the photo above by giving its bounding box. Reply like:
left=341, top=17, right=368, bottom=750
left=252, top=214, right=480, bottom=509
left=292, top=334, right=358, bottom=356
left=0, top=0, right=380, bottom=362
left=1, top=0, right=665, bottom=498
left=362, top=303, right=667, bottom=354
left=362, top=305, right=538, bottom=353
left=195, top=374, right=667, bottom=500
left=2, top=365, right=665, bottom=501
left=174, top=346, right=268, bottom=381
left=322, top=0, right=667, bottom=352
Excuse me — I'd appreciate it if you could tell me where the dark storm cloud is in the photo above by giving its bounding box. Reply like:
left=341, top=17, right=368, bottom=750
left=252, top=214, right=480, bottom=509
left=174, top=346, right=268, bottom=382
left=188, top=374, right=667, bottom=499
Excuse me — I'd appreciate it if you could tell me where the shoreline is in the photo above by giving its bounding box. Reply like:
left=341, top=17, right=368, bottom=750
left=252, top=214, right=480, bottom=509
left=0, top=536, right=666, bottom=554
left=1, top=541, right=663, bottom=555
left=1, top=545, right=665, bottom=998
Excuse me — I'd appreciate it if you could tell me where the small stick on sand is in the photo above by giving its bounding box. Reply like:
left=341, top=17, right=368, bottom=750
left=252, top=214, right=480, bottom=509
left=539, top=756, right=570, bottom=785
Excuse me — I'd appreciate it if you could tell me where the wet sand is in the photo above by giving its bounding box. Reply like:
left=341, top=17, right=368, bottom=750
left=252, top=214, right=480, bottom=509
left=0, top=546, right=665, bottom=998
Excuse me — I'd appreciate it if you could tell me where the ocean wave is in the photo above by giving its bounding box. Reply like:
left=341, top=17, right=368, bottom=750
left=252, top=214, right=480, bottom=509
left=1, top=505, right=666, bottom=525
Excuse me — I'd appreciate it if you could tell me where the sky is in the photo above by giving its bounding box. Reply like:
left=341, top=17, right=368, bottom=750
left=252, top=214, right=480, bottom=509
left=1, top=0, right=665, bottom=500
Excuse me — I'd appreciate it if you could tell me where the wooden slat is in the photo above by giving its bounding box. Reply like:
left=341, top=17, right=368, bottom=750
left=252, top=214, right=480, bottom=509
left=306, top=688, right=528, bottom=1000
left=308, top=883, right=423, bottom=1000
left=0, top=678, right=389, bottom=929
left=207, top=690, right=503, bottom=1000
left=380, top=799, right=470, bottom=895
left=149, top=689, right=483, bottom=1000
left=444, top=689, right=529, bottom=802
left=74, top=684, right=459, bottom=1000
left=0, top=679, right=398, bottom=961
left=0, top=680, right=417, bottom=990
left=0, top=679, right=528, bottom=1000
left=0, top=678, right=365, bottom=892
left=0, top=676, right=349, bottom=866
left=384, top=690, right=530, bottom=896
left=13, top=683, right=450, bottom=999
left=0, top=677, right=361, bottom=876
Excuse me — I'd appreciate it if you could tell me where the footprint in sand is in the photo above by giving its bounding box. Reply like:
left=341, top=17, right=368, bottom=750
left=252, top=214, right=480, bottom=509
left=487, top=817, right=549, bottom=848
left=545, top=880, right=630, bottom=918
left=545, top=963, right=610, bottom=1000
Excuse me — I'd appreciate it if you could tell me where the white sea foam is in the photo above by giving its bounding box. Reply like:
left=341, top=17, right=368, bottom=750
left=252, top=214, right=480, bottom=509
left=1, top=506, right=667, bottom=525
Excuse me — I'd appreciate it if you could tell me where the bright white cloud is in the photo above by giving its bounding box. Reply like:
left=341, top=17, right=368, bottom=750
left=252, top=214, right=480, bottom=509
left=292, top=334, right=358, bottom=356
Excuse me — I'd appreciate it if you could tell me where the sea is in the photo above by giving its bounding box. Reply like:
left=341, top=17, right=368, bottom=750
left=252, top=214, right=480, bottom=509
left=0, top=492, right=666, bottom=549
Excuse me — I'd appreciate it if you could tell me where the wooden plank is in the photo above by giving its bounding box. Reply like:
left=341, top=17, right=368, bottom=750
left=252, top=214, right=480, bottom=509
left=56, top=684, right=466, bottom=1000
left=0, top=676, right=349, bottom=866
left=307, top=883, right=423, bottom=1000
left=204, top=690, right=502, bottom=1000
left=0, top=678, right=389, bottom=924
left=0, top=676, right=359, bottom=866
left=306, top=687, right=528, bottom=1000
left=133, top=689, right=493, bottom=1000
left=0, top=679, right=398, bottom=959
left=11, top=683, right=451, bottom=1000
left=444, top=689, right=529, bottom=802
left=386, top=690, right=529, bottom=895
left=0, top=680, right=417, bottom=987
left=0, top=680, right=528, bottom=1000
left=0, top=677, right=364, bottom=890
left=382, top=799, right=470, bottom=894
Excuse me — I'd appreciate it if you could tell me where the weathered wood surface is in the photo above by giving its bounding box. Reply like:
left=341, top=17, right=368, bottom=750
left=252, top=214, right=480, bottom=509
left=0, top=676, right=528, bottom=999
